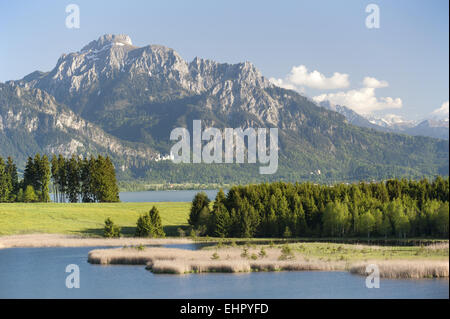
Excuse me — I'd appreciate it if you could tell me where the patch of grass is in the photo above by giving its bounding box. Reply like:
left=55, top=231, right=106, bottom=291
left=0, top=202, right=190, bottom=237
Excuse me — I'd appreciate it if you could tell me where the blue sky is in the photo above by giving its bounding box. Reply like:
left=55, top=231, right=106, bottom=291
left=0, top=0, right=448, bottom=120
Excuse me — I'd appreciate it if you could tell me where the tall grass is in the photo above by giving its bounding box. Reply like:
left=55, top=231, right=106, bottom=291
left=349, top=260, right=449, bottom=279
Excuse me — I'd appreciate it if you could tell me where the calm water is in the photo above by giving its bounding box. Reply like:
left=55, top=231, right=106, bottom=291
left=0, top=246, right=448, bottom=299
left=119, top=190, right=222, bottom=202
left=52, top=190, right=222, bottom=203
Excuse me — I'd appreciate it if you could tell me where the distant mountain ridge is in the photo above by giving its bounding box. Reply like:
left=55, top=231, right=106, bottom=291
left=0, top=34, right=447, bottom=183
left=320, top=101, right=449, bottom=140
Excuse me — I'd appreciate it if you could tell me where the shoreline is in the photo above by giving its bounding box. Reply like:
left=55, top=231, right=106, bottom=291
left=0, top=234, right=194, bottom=249
left=2, top=234, right=448, bottom=279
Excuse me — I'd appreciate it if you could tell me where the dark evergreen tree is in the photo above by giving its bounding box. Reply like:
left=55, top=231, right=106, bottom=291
left=188, top=192, right=210, bottom=228
left=0, top=157, right=12, bottom=202
left=66, top=155, right=81, bottom=203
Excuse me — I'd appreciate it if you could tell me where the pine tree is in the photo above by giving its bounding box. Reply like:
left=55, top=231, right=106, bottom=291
left=5, top=157, right=18, bottom=201
left=292, top=194, right=307, bottom=236
left=57, top=155, right=67, bottom=202
left=23, top=156, right=36, bottom=191
left=51, top=155, right=59, bottom=202
left=103, top=156, right=120, bottom=202
left=149, top=206, right=165, bottom=237
left=80, top=157, right=94, bottom=202
left=0, top=157, right=12, bottom=202
left=135, top=206, right=165, bottom=238
left=189, top=192, right=210, bottom=228
left=91, top=156, right=120, bottom=203
left=209, top=189, right=230, bottom=237
left=37, top=154, right=51, bottom=202
left=66, top=155, right=81, bottom=203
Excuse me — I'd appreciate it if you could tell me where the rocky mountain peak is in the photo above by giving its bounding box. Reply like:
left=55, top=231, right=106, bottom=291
left=80, top=34, right=133, bottom=52
left=17, top=35, right=274, bottom=110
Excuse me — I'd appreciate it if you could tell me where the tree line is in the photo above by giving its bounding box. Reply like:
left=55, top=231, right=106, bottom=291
left=189, top=177, right=449, bottom=239
left=0, top=154, right=119, bottom=203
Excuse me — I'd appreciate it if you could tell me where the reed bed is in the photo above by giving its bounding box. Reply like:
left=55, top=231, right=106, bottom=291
left=150, top=260, right=253, bottom=274
left=88, top=247, right=194, bottom=265
left=88, top=245, right=449, bottom=278
left=88, top=246, right=348, bottom=274
left=349, top=260, right=449, bottom=279
left=423, top=242, right=449, bottom=251
left=0, top=234, right=193, bottom=249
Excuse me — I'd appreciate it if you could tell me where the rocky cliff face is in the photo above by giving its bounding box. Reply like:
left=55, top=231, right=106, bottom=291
left=0, top=81, right=156, bottom=168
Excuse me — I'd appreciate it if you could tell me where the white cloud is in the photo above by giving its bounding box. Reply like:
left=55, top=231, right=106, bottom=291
left=313, top=77, right=402, bottom=115
left=269, top=65, right=349, bottom=90
left=363, top=76, right=388, bottom=88
left=431, top=101, right=449, bottom=118
left=269, top=78, right=297, bottom=91
left=270, top=64, right=402, bottom=115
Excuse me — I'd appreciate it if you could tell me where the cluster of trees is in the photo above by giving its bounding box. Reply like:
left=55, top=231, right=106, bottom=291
left=135, top=206, right=165, bottom=237
left=189, top=177, right=449, bottom=239
left=0, top=155, right=51, bottom=202
left=103, top=206, right=165, bottom=238
left=0, top=154, right=119, bottom=203
left=51, top=155, right=119, bottom=203
left=0, top=157, right=19, bottom=202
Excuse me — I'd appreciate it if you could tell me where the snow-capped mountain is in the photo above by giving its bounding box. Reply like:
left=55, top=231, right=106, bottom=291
left=320, top=101, right=448, bottom=140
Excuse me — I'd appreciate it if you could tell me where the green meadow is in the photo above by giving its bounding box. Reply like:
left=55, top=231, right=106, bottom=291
left=0, top=202, right=190, bottom=236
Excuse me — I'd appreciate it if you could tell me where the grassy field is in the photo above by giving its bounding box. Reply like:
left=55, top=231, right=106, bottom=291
left=0, top=202, right=190, bottom=236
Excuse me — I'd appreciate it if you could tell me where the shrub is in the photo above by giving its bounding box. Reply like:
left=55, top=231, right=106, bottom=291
left=259, top=247, right=267, bottom=258
left=279, top=244, right=295, bottom=260
left=241, top=247, right=249, bottom=258
left=135, top=206, right=165, bottom=237
left=211, top=252, right=220, bottom=260
left=283, top=226, right=292, bottom=238
left=189, top=228, right=196, bottom=238
left=103, top=217, right=121, bottom=238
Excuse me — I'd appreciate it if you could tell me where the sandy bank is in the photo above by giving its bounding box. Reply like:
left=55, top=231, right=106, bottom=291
left=0, top=234, right=194, bottom=249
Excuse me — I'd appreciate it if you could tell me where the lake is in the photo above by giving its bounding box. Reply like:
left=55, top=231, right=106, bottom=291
left=119, top=190, right=221, bottom=203
left=52, top=190, right=221, bottom=203
left=0, top=245, right=448, bottom=299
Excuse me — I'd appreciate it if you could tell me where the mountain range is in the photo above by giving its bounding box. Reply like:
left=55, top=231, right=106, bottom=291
left=0, top=34, right=448, bottom=184
left=319, top=101, right=449, bottom=140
